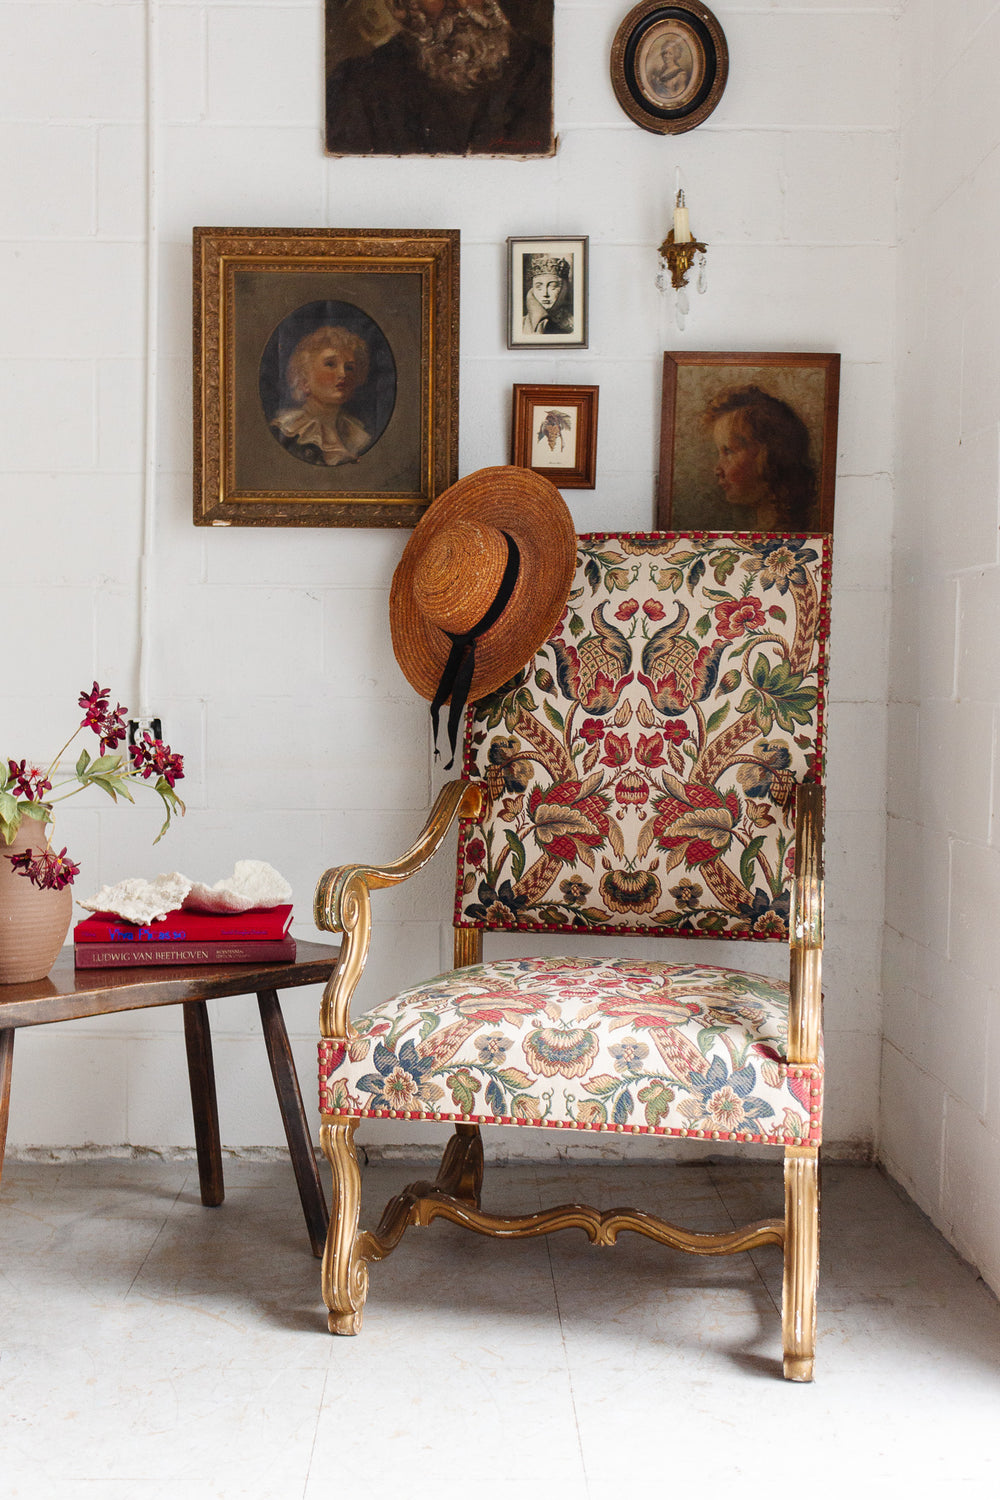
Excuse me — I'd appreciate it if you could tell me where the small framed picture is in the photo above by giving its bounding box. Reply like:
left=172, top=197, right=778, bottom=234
left=507, top=236, right=588, bottom=349
left=192, top=227, right=460, bottom=528
left=512, top=384, right=599, bottom=488
left=610, top=1, right=729, bottom=136
left=657, top=352, right=840, bottom=532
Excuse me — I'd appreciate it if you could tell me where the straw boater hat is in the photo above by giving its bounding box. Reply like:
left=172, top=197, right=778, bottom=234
left=390, top=465, right=576, bottom=766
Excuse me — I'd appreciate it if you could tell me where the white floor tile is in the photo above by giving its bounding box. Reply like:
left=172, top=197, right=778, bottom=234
left=0, top=1157, right=997, bottom=1498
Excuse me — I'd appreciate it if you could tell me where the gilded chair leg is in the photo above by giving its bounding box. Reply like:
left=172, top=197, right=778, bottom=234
left=782, top=1145, right=819, bottom=1381
left=435, top=1123, right=484, bottom=1205
left=320, top=1119, right=369, bottom=1335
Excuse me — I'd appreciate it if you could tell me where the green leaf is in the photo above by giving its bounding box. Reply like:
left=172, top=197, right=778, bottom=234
left=705, top=704, right=729, bottom=734
left=418, top=1011, right=439, bottom=1043
left=583, top=1073, right=619, bottom=1096
left=504, top=829, right=526, bottom=883
left=543, top=700, right=565, bottom=733
left=740, top=835, right=766, bottom=892
left=694, top=613, right=711, bottom=638
left=569, top=612, right=585, bottom=638
left=515, top=687, right=537, bottom=714
left=446, top=1069, right=480, bottom=1113
left=91, top=753, right=125, bottom=775
left=0, top=789, right=20, bottom=827
left=584, top=557, right=601, bottom=594
left=89, top=777, right=122, bottom=803
left=76, top=748, right=91, bottom=777
left=711, top=551, right=738, bottom=583
left=496, top=1067, right=533, bottom=1090
left=19, top=800, right=51, bottom=823
left=688, top=558, right=705, bottom=589
left=703, top=588, right=734, bottom=604
left=697, top=1024, right=728, bottom=1057
left=637, top=1081, right=675, bottom=1127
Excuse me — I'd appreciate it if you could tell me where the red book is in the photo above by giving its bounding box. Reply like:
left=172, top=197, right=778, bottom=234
left=74, top=937, right=297, bottom=969
left=73, top=904, right=293, bottom=944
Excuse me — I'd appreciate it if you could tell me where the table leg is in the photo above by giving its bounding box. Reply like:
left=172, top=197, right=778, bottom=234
left=0, top=1029, right=13, bottom=1190
left=257, top=988, right=329, bottom=1258
left=182, top=1000, right=224, bottom=1207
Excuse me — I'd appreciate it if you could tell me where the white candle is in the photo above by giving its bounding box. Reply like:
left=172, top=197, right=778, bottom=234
left=673, top=196, right=691, bottom=243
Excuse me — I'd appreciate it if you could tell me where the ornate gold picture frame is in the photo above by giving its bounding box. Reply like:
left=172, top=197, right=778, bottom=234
left=193, top=227, right=460, bottom=528
left=610, top=1, right=728, bottom=136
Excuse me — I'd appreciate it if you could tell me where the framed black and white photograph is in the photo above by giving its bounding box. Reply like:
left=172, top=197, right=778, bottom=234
left=193, top=227, right=460, bottom=528
left=507, top=235, right=588, bottom=349
left=610, top=1, right=729, bottom=136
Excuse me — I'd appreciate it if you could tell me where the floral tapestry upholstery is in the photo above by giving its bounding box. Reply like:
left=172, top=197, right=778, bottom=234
left=454, top=533, right=830, bottom=940
left=318, top=955, right=822, bottom=1144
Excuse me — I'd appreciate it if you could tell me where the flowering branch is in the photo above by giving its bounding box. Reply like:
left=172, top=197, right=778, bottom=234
left=1, top=683, right=185, bottom=890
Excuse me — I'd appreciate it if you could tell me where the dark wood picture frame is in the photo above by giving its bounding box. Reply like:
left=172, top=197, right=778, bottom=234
left=507, top=235, right=589, bottom=349
left=657, top=352, right=840, bottom=532
left=610, top=1, right=729, bottom=136
left=193, top=227, right=460, bottom=528
left=512, top=384, right=599, bottom=488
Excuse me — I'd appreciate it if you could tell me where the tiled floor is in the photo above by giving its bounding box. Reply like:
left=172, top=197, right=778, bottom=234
left=1, top=1155, right=997, bottom=1497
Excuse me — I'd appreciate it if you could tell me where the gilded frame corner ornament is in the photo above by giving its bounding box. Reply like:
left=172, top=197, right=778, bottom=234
left=610, top=1, right=729, bottom=136
left=193, top=227, right=460, bottom=529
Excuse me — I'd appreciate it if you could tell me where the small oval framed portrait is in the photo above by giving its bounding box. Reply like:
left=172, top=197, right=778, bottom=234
left=610, top=1, right=728, bottom=135
left=259, top=300, right=397, bottom=469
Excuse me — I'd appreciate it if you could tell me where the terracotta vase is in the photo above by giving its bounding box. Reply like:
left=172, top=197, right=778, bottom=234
left=0, top=821, right=74, bottom=984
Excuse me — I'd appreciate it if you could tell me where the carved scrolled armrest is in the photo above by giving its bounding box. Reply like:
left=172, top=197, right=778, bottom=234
left=787, top=780, right=824, bottom=1066
left=315, top=780, right=483, bottom=1039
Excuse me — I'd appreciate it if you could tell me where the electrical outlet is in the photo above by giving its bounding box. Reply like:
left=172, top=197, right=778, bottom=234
left=128, top=717, right=162, bottom=747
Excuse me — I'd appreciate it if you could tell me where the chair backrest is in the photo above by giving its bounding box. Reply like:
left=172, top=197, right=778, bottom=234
left=455, top=532, right=830, bottom=941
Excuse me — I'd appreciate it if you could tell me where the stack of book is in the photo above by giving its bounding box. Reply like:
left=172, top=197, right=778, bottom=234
left=73, top=904, right=295, bottom=968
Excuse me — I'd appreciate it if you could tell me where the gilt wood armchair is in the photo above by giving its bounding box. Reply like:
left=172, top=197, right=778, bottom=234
left=314, top=532, right=829, bottom=1380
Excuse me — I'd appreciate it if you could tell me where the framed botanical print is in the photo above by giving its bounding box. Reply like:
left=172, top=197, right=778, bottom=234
left=657, top=352, right=840, bottom=532
left=193, top=227, right=460, bottom=528
left=511, top=384, right=598, bottom=488
left=507, top=235, right=588, bottom=349
left=610, top=1, right=729, bottom=135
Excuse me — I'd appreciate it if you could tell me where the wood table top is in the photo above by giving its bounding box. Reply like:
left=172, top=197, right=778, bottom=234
left=0, top=938, right=341, bottom=1028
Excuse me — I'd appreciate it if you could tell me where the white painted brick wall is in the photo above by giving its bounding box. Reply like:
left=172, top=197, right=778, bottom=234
left=3, top=0, right=898, bottom=1163
left=885, top=0, right=1000, bottom=1296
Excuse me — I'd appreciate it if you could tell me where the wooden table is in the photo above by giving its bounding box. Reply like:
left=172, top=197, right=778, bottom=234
left=0, top=939, right=339, bottom=1257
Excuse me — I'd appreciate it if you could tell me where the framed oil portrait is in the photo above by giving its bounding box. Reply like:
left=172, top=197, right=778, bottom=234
left=512, top=384, right=599, bottom=488
left=657, top=352, right=840, bottom=533
left=193, top=228, right=459, bottom=528
left=610, top=1, right=729, bottom=135
left=325, top=0, right=554, bottom=158
left=507, top=235, right=588, bottom=349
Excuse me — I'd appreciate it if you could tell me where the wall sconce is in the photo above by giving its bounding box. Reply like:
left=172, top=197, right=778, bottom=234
left=656, top=186, right=707, bottom=332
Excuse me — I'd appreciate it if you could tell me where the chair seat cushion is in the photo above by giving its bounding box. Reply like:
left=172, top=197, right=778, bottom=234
left=319, top=956, right=822, bottom=1144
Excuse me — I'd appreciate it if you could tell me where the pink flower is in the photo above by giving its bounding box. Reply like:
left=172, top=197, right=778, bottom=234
left=661, top=720, right=690, bottom=745
left=714, top=596, right=765, bottom=641
left=642, top=599, right=666, bottom=620
left=634, top=733, right=667, bottom=767
left=77, top=682, right=127, bottom=752
left=129, top=733, right=184, bottom=788
left=614, top=599, right=639, bottom=620
left=7, top=760, right=52, bottom=801
left=600, top=732, right=631, bottom=767
left=6, top=844, right=80, bottom=891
